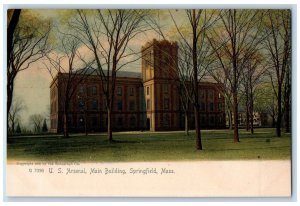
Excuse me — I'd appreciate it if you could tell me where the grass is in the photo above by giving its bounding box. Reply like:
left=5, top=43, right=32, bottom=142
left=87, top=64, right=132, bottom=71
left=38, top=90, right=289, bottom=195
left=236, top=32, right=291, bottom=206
left=7, top=128, right=291, bottom=162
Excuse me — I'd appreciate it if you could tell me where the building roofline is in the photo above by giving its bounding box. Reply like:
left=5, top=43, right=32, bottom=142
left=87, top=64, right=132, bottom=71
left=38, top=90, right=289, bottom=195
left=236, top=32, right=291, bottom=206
left=141, top=39, right=178, bottom=52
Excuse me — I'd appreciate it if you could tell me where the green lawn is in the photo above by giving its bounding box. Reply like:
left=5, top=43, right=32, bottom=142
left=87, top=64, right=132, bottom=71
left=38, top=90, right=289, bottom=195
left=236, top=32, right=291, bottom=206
left=7, top=128, right=291, bottom=162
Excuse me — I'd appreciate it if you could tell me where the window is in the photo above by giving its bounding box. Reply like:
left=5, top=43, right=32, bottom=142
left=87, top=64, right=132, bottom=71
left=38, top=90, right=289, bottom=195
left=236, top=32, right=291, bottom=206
left=146, top=87, right=150, bottom=95
left=200, top=102, right=206, bottom=111
left=92, top=100, right=98, bottom=110
left=92, top=116, right=97, bottom=127
left=118, top=117, right=123, bottom=126
left=219, top=115, right=223, bottom=124
left=218, top=103, right=222, bottom=111
left=208, top=90, right=214, bottom=100
left=91, top=86, right=97, bottom=95
left=209, top=115, right=215, bottom=126
left=200, top=114, right=206, bottom=125
left=117, top=100, right=123, bottom=111
left=129, top=101, right=135, bottom=111
left=200, top=91, right=205, bottom=99
left=129, top=87, right=134, bottom=96
left=218, top=93, right=221, bottom=99
left=130, top=116, right=136, bottom=127
left=78, top=85, right=84, bottom=94
left=78, top=100, right=85, bottom=109
left=78, top=116, right=85, bottom=126
left=147, top=99, right=150, bottom=110
left=117, top=87, right=122, bottom=96
left=163, top=114, right=170, bottom=127
left=164, top=98, right=169, bottom=110
left=209, top=102, right=214, bottom=112
left=163, top=84, right=168, bottom=94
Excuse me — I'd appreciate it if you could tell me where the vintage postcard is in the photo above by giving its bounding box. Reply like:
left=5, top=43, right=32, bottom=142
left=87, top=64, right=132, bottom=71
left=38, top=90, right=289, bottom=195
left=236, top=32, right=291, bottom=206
left=6, top=7, right=292, bottom=197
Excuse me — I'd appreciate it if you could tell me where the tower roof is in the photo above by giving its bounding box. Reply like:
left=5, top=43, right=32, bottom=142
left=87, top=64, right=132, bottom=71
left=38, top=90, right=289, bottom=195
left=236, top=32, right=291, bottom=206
left=141, top=39, right=178, bottom=51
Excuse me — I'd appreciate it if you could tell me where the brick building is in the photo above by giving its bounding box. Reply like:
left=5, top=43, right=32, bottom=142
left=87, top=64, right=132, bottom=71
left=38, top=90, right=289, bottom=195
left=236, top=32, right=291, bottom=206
left=50, top=39, right=226, bottom=133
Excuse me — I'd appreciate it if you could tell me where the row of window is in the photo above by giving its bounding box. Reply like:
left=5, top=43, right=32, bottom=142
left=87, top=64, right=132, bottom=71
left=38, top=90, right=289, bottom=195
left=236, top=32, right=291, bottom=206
left=78, top=85, right=98, bottom=95
left=145, top=99, right=222, bottom=112
left=200, top=102, right=223, bottom=112
left=57, top=99, right=222, bottom=113
left=183, top=102, right=223, bottom=112
left=116, top=87, right=135, bottom=96
left=77, top=85, right=136, bottom=97
left=76, top=116, right=137, bottom=127
left=76, top=85, right=221, bottom=100
left=117, top=100, right=136, bottom=111
left=78, top=99, right=99, bottom=110
left=146, top=98, right=170, bottom=110
left=146, top=85, right=169, bottom=96
left=199, top=90, right=222, bottom=100
left=77, top=99, right=138, bottom=111
left=77, top=116, right=98, bottom=127
left=144, top=86, right=221, bottom=99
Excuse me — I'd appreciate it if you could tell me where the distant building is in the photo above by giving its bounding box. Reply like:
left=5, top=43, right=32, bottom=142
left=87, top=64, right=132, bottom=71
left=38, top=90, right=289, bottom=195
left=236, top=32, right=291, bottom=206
left=238, top=112, right=262, bottom=127
left=50, top=39, right=226, bottom=133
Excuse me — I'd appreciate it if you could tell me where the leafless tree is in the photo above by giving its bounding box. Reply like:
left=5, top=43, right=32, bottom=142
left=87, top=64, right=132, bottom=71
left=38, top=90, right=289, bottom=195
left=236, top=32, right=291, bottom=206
left=240, top=50, right=267, bottom=134
left=147, top=10, right=218, bottom=144
left=7, top=9, right=21, bottom=70
left=254, top=83, right=278, bottom=127
left=45, top=35, right=92, bottom=137
left=175, top=40, right=215, bottom=136
left=207, top=9, right=265, bottom=142
left=8, top=97, right=26, bottom=134
left=29, top=114, right=44, bottom=133
left=263, top=10, right=291, bottom=137
left=7, top=10, right=51, bottom=119
left=283, top=64, right=291, bottom=133
left=168, top=9, right=219, bottom=150
left=207, top=70, right=233, bottom=130
left=68, top=9, right=149, bottom=142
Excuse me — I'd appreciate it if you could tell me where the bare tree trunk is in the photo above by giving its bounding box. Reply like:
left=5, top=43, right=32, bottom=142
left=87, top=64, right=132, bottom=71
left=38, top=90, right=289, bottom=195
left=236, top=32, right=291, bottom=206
left=284, top=99, right=290, bottom=133
left=284, top=70, right=291, bottom=133
left=250, top=113, right=254, bottom=134
left=284, top=95, right=290, bottom=133
left=107, top=107, right=113, bottom=143
left=276, top=85, right=282, bottom=137
left=194, top=106, right=202, bottom=149
left=192, top=9, right=202, bottom=150
left=271, top=114, right=276, bottom=128
left=63, top=103, right=69, bottom=138
left=185, top=111, right=189, bottom=136
left=228, top=110, right=233, bottom=130
left=226, top=100, right=233, bottom=130
left=233, top=91, right=239, bottom=142
left=6, top=9, right=21, bottom=119
left=250, top=91, right=254, bottom=134
left=7, top=83, right=14, bottom=121
left=245, top=94, right=250, bottom=131
left=7, top=9, right=21, bottom=68
left=7, top=8, right=19, bottom=132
